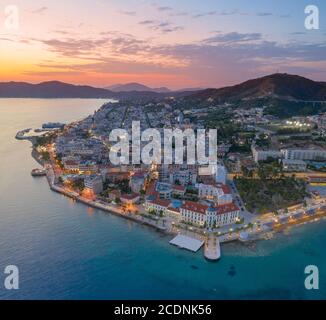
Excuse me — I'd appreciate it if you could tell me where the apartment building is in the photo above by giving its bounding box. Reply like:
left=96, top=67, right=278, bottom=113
left=281, top=148, right=326, bottom=161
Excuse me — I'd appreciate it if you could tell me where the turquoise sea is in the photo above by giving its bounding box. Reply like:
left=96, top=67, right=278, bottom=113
left=0, top=99, right=326, bottom=300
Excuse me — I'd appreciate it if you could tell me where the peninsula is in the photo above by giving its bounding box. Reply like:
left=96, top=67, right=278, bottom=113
left=17, top=73, right=326, bottom=261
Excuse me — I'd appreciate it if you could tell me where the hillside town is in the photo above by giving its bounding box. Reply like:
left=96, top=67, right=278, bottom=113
left=48, top=102, right=242, bottom=233
left=20, top=100, right=326, bottom=260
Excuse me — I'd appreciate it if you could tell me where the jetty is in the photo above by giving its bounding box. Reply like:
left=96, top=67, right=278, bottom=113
left=31, top=168, right=46, bottom=177
left=15, top=128, right=32, bottom=140
left=204, top=235, right=221, bottom=261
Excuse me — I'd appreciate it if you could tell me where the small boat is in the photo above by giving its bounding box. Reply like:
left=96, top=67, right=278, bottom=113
left=31, top=168, right=46, bottom=177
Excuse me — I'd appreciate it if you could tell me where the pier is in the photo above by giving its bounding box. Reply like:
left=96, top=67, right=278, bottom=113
left=31, top=168, right=46, bottom=177
left=204, top=235, right=221, bottom=261
left=15, top=128, right=32, bottom=140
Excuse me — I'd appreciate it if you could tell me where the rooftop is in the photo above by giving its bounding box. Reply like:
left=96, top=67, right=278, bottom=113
left=181, top=201, right=208, bottom=215
left=121, top=193, right=139, bottom=200
left=151, top=198, right=171, bottom=207
left=216, top=203, right=240, bottom=214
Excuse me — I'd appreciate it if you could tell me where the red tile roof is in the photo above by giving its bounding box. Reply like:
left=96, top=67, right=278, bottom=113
left=151, top=198, right=170, bottom=207
left=110, top=172, right=130, bottom=179
left=132, top=171, right=147, bottom=178
left=180, top=201, right=239, bottom=215
left=199, top=182, right=231, bottom=194
left=146, top=181, right=158, bottom=197
left=181, top=201, right=208, bottom=215
left=64, top=160, right=78, bottom=166
left=121, top=193, right=139, bottom=200
left=219, top=184, right=231, bottom=194
left=173, top=184, right=186, bottom=191
left=216, top=203, right=239, bottom=214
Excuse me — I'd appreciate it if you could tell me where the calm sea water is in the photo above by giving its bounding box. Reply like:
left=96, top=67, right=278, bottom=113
left=0, top=99, right=326, bottom=300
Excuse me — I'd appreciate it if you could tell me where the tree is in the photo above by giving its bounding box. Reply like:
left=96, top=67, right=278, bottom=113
left=272, top=193, right=283, bottom=207
left=35, top=132, right=57, bottom=147
left=257, top=165, right=268, bottom=180
left=72, top=178, right=84, bottom=191
left=41, top=151, right=50, bottom=162
left=241, top=165, right=249, bottom=177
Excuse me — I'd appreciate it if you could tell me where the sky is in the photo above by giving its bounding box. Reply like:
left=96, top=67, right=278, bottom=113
left=0, top=0, right=325, bottom=89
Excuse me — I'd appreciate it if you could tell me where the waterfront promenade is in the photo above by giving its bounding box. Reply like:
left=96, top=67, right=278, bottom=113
left=45, top=166, right=170, bottom=234
left=204, top=235, right=221, bottom=261
left=44, top=156, right=326, bottom=258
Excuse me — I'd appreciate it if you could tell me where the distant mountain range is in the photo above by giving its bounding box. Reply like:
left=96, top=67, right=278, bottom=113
left=105, top=82, right=204, bottom=93
left=105, top=82, right=171, bottom=93
left=0, top=80, right=201, bottom=100
left=1, top=75, right=325, bottom=117
left=0, top=81, right=112, bottom=99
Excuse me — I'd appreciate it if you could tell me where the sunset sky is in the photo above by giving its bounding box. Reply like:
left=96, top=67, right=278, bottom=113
left=0, top=0, right=325, bottom=89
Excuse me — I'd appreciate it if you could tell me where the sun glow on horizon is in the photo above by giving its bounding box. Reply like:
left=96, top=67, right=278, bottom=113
left=0, top=0, right=325, bottom=88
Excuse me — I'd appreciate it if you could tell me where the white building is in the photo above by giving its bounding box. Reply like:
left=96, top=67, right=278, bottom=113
left=145, top=198, right=170, bottom=214
left=180, top=201, right=240, bottom=228
left=281, top=148, right=326, bottom=161
left=252, top=145, right=282, bottom=163
left=180, top=201, right=207, bottom=227
left=169, top=169, right=197, bottom=186
left=84, top=175, right=103, bottom=194
left=145, top=197, right=240, bottom=228
left=215, top=203, right=241, bottom=226
left=197, top=183, right=233, bottom=205
left=129, top=173, right=146, bottom=193
left=214, top=165, right=227, bottom=184
left=156, top=182, right=173, bottom=199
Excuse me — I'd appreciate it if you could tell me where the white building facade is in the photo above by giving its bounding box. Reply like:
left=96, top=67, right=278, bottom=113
left=281, top=148, right=326, bottom=161
left=180, top=201, right=240, bottom=228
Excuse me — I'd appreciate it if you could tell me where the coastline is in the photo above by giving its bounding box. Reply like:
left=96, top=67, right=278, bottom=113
left=49, top=182, right=171, bottom=235
left=18, top=129, right=176, bottom=236
left=16, top=128, right=326, bottom=252
left=31, top=148, right=45, bottom=167
left=16, top=129, right=46, bottom=167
